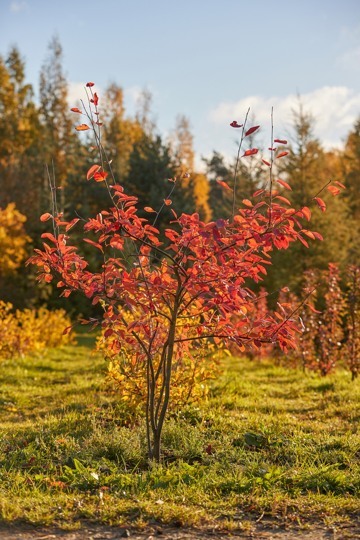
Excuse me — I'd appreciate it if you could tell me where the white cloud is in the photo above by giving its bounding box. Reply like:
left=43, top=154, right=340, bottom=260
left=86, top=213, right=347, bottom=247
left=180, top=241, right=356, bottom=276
left=67, top=82, right=90, bottom=109
left=10, top=1, right=27, bottom=12
left=209, top=86, right=360, bottom=150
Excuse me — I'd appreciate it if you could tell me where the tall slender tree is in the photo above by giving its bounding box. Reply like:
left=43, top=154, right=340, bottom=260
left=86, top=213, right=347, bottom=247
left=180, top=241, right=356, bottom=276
left=263, top=106, right=350, bottom=294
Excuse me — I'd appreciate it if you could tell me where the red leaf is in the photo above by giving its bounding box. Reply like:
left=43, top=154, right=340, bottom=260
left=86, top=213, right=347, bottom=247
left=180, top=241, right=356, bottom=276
left=75, top=124, right=90, bottom=131
left=92, top=92, right=99, bottom=106
left=242, top=148, right=258, bottom=157
left=230, top=120, right=243, bottom=128
left=86, top=164, right=101, bottom=180
left=93, top=171, right=108, bottom=182
left=335, top=181, right=346, bottom=189
left=312, top=231, right=323, bottom=241
left=104, top=328, right=114, bottom=338
left=274, top=138, right=287, bottom=144
left=297, top=235, right=309, bottom=248
left=86, top=82, right=95, bottom=87
left=216, top=179, right=232, bottom=191
left=253, top=189, right=265, bottom=197
left=301, top=206, right=311, bottom=221
left=144, top=206, right=156, bottom=212
left=276, top=151, right=289, bottom=159
left=83, top=238, right=103, bottom=252
left=327, top=185, right=340, bottom=196
left=262, top=159, right=271, bottom=167
left=40, top=212, right=52, bottom=222
left=245, top=125, right=260, bottom=137
left=314, top=197, right=326, bottom=212
left=70, top=107, right=82, bottom=114
left=306, top=303, right=321, bottom=314
left=164, top=199, right=172, bottom=206
left=276, top=179, right=292, bottom=190
left=242, top=199, right=253, bottom=207
left=302, top=229, right=316, bottom=240
left=41, top=232, right=57, bottom=243
left=63, top=325, right=73, bottom=335
left=274, top=195, right=291, bottom=205
left=65, top=218, right=80, bottom=232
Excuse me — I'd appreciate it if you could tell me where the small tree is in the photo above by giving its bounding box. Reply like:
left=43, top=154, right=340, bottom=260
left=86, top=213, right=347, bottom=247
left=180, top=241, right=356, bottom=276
left=28, top=85, right=343, bottom=461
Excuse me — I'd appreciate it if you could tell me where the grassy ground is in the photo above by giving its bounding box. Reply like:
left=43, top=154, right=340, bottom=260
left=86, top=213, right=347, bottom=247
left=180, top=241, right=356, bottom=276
left=0, top=336, right=359, bottom=532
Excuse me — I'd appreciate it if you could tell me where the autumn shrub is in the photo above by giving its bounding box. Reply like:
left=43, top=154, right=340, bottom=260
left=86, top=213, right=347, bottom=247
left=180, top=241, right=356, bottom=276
left=0, top=301, right=73, bottom=360
left=344, top=264, right=360, bottom=380
left=29, top=84, right=345, bottom=461
left=0, top=203, right=30, bottom=276
left=98, top=315, right=223, bottom=415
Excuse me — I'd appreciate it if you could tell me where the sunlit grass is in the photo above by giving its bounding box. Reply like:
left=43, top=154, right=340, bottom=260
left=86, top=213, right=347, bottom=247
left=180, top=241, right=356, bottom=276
left=0, top=338, right=359, bottom=530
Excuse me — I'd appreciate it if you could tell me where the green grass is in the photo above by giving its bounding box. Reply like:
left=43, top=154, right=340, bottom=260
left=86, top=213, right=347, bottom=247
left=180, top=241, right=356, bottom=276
left=0, top=337, right=359, bottom=531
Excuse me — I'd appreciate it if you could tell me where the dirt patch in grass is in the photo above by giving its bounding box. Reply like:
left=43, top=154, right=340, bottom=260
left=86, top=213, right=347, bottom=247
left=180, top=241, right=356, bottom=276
left=0, top=519, right=359, bottom=539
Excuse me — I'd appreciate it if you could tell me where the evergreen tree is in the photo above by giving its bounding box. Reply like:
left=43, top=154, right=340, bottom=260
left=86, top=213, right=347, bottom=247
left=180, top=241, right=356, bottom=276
left=39, top=36, right=81, bottom=217
left=0, top=47, right=41, bottom=230
left=263, top=106, right=350, bottom=294
left=342, top=118, right=360, bottom=262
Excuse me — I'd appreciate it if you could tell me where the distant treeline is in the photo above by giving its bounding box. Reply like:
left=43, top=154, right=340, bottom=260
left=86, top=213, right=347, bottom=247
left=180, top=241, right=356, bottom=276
left=0, top=37, right=359, bottom=314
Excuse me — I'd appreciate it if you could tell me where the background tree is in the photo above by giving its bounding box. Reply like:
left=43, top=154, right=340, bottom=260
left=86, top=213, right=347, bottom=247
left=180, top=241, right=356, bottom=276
left=0, top=47, right=41, bottom=233
left=39, top=36, right=81, bottom=220
left=263, top=106, right=350, bottom=295
left=341, top=118, right=360, bottom=263
left=170, top=115, right=212, bottom=220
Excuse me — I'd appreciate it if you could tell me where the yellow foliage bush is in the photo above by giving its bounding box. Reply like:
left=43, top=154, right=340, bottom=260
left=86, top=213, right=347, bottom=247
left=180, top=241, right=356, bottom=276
left=97, top=310, right=224, bottom=414
left=0, top=203, right=30, bottom=276
left=0, top=301, right=73, bottom=360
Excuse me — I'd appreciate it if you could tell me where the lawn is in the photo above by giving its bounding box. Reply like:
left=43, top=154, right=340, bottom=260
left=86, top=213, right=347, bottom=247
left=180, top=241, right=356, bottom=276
left=0, top=335, right=359, bottom=533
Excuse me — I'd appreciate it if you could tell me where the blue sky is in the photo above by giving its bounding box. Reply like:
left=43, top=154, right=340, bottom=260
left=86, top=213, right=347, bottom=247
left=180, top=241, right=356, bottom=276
left=1, top=0, right=360, bottom=167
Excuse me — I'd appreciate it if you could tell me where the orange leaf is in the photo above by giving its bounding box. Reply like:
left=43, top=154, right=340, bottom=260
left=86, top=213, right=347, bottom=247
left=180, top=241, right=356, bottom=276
left=262, top=159, right=271, bottom=167
left=93, top=171, right=108, bottom=182
left=70, top=107, right=82, bottom=114
left=297, top=235, right=309, bottom=248
left=312, top=231, right=324, bottom=241
left=277, top=179, right=292, bottom=190
left=75, top=124, right=90, bottom=131
left=276, top=151, right=289, bottom=159
left=242, top=148, right=258, bottom=157
left=306, top=303, right=321, bottom=314
left=144, top=206, right=156, bottom=212
left=164, top=199, right=172, bottom=206
left=327, top=185, right=340, bottom=196
left=41, top=232, right=57, bottom=243
left=83, top=238, right=103, bottom=252
left=274, top=195, right=291, bottom=205
left=86, top=164, right=101, bottom=180
left=245, top=125, right=260, bottom=137
left=216, top=179, right=232, bottom=191
left=301, top=206, right=311, bottom=221
left=314, top=197, right=326, bottom=212
left=242, top=199, right=253, bottom=207
left=40, top=212, right=52, bottom=222
left=335, top=181, right=346, bottom=189
left=302, top=229, right=316, bottom=240
left=65, top=218, right=80, bottom=232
